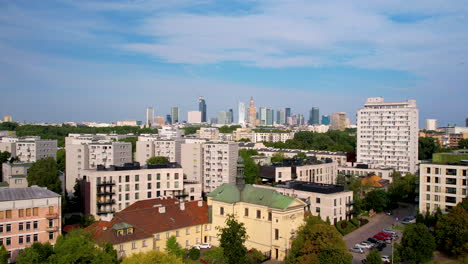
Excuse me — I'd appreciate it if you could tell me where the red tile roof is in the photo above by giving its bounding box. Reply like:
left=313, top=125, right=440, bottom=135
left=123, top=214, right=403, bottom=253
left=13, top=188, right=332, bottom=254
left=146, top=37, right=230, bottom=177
left=85, top=198, right=209, bottom=245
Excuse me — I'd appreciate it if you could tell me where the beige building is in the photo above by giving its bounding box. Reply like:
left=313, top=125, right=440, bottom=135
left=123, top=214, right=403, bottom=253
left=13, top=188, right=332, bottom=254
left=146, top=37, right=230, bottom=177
left=0, top=186, right=61, bottom=262
left=82, top=163, right=186, bottom=221
left=253, top=132, right=294, bottom=143
left=330, top=112, right=347, bottom=131
left=3, top=115, right=12, bottom=122
left=255, top=181, right=354, bottom=224
left=197, top=127, right=219, bottom=141
left=208, top=163, right=307, bottom=261
left=357, top=97, right=419, bottom=174
left=188, top=111, right=202, bottom=124
left=419, top=152, right=468, bottom=214
left=233, top=127, right=253, bottom=141
left=86, top=198, right=210, bottom=258
left=65, top=134, right=132, bottom=194
left=181, top=139, right=206, bottom=183
left=202, top=142, right=239, bottom=193
left=0, top=136, right=57, bottom=163
left=135, top=135, right=182, bottom=165
left=158, top=126, right=184, bottom=139
left=260, top=160, right=337, bottom=184
left=1, top=162, right=32, bottom=188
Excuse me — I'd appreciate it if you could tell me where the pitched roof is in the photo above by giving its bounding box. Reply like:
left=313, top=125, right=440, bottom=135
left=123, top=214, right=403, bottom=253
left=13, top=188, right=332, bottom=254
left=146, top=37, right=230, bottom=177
left=361, top=175, right=389, bottom=188
left=85, top=198, right=209, bottom=245
left=207, top=184, right=299, bottom=210
left=0, top=186, right=60, bottom=201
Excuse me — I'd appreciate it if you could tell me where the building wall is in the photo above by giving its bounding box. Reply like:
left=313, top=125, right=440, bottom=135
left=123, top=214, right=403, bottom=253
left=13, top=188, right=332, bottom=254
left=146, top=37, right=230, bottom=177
left=296, top=162, right=337, bottom=184
left=338, top=166, right=393, bottom=182
left=275, top=167, right=292, bottom=182
left=181, top=143, right=204, bottom=182
left=1, top=163, right=31, bottom=188
left=14, top=139, right=57, bottom=162
left=419, top=163, right=468, bottom=214
left=202, top=143, right=239, bottom=193
left=135, top=137, right=181, bottom=165
left=253, top=133, right=294, bottom=143
left=0, top=196, right=61, bottom=262
left=198, top=128, right=220, bottom=141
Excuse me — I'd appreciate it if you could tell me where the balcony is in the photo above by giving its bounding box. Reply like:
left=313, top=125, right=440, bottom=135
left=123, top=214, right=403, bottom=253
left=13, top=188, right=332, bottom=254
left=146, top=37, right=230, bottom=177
left=97, top=199, right=116, bottom=205
left=97, top=180, right=116, bottom=186
left=97, top=209, right=115, bottom=215
left=346, top=201, right=354, bottom=206
left=46, top=226, right=59, bottom=232
left=96, top=191, right=116, bottom=196
left=46, top=213, right=59, bottom=219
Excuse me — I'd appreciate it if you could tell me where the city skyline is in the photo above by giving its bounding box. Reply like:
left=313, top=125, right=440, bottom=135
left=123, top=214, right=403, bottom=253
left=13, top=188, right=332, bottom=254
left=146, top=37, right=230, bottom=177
left=0, top=1, right=467, bottom=126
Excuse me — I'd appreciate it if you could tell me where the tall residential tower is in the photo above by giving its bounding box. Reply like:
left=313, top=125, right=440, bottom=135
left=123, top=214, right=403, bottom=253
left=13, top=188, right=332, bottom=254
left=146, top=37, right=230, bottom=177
left=238, top=102, right=246, bottom=125
left=198, top=97, right=207, bottom=123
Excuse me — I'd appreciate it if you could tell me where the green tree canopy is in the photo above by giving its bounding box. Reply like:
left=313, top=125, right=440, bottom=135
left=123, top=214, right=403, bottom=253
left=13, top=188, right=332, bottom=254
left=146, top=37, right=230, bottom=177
left=165, top=235, right=185, bottom=258
left=365, top=250, right=383, bottom=264
left=399, top=223, right=436, bottom=264
left=219, top=125, right=241, bottom=133
left=182, top=126, right=200, bottom=135
left=147, top=156, right=170, bottom=165
left=271, top=152, right=286, bottom=163
left=293, top=152, right=307, bottom=159
left=0, top=151, right=11, bottom=180
left=56, top=149, right=65, bottom=172
left=364, top=190, right=389, bottom=213
left=121, top=251, right=183, bottom=264
left=188, top=247, right=200, bottom=260
left=435, top=198, right=468, bottom=257
left=16, top=242, right=54, bottom=264
left=245, top=248, right=264, bottom=264
left=27, top=157, right=62, bottom=194
left=458, top=138, right=468, bottom=149
left=286, top=215, right=352, bottom=264
left=217, top=214, right=248, bottom=264
left=264, top=131, right=356, bottom=152
left=419, top=137, right=439, bottom=160
left=0, top=245, right=8, bottom=264
left=203, top=247, right=225, bottom=264
left=239, top=149, right=260, bottom=184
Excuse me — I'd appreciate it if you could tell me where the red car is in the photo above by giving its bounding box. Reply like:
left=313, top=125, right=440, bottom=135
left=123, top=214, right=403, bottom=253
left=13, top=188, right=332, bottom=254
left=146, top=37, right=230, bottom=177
left=373, top=234, right=387, bottom=241
left=377, top=232, right=392, bottom=238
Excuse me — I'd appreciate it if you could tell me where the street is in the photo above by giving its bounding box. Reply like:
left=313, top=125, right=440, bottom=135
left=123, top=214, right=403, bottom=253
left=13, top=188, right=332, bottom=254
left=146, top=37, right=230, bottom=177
left=344, top=206, right=415, bottom=264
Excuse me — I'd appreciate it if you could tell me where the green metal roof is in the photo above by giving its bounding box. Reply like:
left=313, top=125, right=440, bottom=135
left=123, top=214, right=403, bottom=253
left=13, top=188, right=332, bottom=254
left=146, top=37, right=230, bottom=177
left=112, top=222, right=133, bottom=230
left=207, top=184, right=296, bottom=210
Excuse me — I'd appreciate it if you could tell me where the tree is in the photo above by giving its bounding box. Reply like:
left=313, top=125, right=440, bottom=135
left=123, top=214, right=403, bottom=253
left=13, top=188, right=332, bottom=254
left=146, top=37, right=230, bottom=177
left=56, top=149, right=66, bottom=172
left=293, top=152, right=307, bottom=160
left=188, top=247, right=200, bottom=260
left=239, top=149, right=260, bottom=184
left=419, top=137, right=438, bottom=160
left=165, top=235, right=184, bottom=258
left=81, top=214, right=96, bottom=228
left=121, top=251, right=183, bottom=264
left=364, top=190, right=389, bottom=213
left=336, top=172, right=346, bottom=186
left=217, top=214, right=248, bottom=264
left=399, top=224, right=436, bottom=263
left=271, top=152, right=286, bottom=163
left=435, top=199, right=468, bottom=257
left=147, top=156, right=169, bottom=165
left=203, top=247, right=225, bottom=264
left=0, top=151, right=11, bottom=180
left=458, top=138, right=468, bottom=149
left=16, top=242, right=54, bottom=264
left=0, top=245, right=8, bottom=264
left=27, top=157, right=62, bottom=194
left=286, top=215, right=352, bottom=264
left=245, top=248, right=264, bottom=264
left=365, top=250, right=383, bottom=264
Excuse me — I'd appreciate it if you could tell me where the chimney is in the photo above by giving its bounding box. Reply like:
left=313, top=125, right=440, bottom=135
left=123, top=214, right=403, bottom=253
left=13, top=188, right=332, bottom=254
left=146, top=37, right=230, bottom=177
left=197, top=201, right=203, bottom=207
left=158, top=206, right=166, bottom=213
left=180, top=202, right=185, bottom=211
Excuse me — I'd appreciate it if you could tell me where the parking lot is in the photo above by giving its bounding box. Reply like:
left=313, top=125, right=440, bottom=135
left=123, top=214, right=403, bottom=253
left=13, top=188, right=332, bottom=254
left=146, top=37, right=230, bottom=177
left=344, top=206, right=415, bottom=264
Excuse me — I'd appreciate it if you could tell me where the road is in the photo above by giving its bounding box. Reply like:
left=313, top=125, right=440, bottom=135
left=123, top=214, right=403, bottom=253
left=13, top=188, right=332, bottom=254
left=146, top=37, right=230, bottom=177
left=344, top=206, right=415, bottom=264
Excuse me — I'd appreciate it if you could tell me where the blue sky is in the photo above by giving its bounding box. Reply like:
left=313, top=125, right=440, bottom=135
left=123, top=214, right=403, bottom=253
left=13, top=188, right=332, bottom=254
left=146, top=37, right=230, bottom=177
left=0, top=0, right=467, bottom=126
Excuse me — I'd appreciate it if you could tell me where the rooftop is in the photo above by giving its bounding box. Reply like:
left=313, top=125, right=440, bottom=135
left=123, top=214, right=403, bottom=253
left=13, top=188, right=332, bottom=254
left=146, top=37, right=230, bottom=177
left=272, top=181, right=347, bottom=194
left=428, top=151, right=468, bottom=166
left=0, top=186, right=60, bottom=201
left=257, top=147, right=346, bottom=156
left=95, top=162, right=181, bottom=171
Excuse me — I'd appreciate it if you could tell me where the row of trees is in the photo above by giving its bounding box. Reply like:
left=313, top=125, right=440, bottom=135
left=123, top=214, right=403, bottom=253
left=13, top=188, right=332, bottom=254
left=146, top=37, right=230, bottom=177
left=419, top=136, right=468, bottom=160
left=264, top=131, right=356, bottom=152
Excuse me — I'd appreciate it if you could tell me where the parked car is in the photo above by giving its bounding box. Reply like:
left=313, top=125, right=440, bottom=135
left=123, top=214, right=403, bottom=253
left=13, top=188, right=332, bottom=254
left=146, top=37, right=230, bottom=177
left=377, top=232, right=393, bottom=239
left=382, top=228, right=396, bottom=235
left=192, top=243, right=212, bottom=249
left=402, top=217, right=416, bottom=224
left=381, top=255, right=390, bottom=263
left=373, top=234, right=387, bottom=241
left=367, top=237, right=379, bottom=244
left=375, top=242, right=387, bottom=251
left=384, top=210, right=392, bottom=215
left=349, top=247, right=364, bottom=254
left=355, top=242, right=373, bottom=249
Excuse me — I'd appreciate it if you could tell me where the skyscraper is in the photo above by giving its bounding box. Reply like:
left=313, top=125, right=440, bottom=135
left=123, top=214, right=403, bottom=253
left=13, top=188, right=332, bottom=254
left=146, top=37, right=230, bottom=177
left=146, top=107, right=154, bottom=127
left=297, top=114, right=305, bottom=126
left=285, top=108, right=291, bottom=121
left=217, top=111, right=228, bottom=125
left=247, top=97, right=257, bottom=125
left=259, top=107, right=267, bottom=125
left=426, top=119, right=437, bottom=131
left=228, top=109, right=234, bottom=124
left=321, top=115, right=330, bottom=125
left=466, top=117, right=468, bottom=127
left=199, top=96, right=207, bottom=123
left=330, top=112, right=347, bottom=131
left=266, top=108, right=274, bottom=125
left=166, top=114, right=172, bottom=124
left=171, top=107, right=180, bottom=124
left=277, top=109, right=286, bottom=125
left=357, top=97, right=419, bottom=174
left=309, top=107, right=320, bottom=125
left=238, top=102, right=246, bottom=125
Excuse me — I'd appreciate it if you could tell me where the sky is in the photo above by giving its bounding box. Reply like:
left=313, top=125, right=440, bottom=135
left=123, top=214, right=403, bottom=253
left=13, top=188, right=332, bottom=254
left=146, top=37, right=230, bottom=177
left=0, top=0, right=467, bottom=127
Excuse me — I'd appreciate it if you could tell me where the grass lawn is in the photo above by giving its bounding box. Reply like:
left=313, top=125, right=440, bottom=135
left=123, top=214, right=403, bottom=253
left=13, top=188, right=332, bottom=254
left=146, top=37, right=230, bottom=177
left=394, top=225, right=405, bottom=231
left=361, top=211, right=370, bottom=217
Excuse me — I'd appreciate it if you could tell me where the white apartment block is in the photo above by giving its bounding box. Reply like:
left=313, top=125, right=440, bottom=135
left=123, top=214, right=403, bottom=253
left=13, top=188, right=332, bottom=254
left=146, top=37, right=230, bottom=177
left=255, top=182, right=354, bottom=224
left=419, top=156, right=468, bottom=214
left=202, top=142, right=239, bottom=193
left=181, top=139, right=206, bottom=183
left=82, top=164, right=185, bottom=221
left=338, top=165, right=394, bottom=182
left=188, top=111, right=202, bottom=124
left=1, top=162, right=32, bottom=188
left=158, top=126, right=184, bottom=139
left=197, top=127, right=220, bottom=141
left=295, top=162, right=338, bottom=184
left=253, top=132, right=294, bottom=143
left=135, top=135, right=182, bottom=165
left=65, top=134, right=132, bottom=194
left=0, top=136, right=57, bottom=162
left=357, top=97, right=419, bottom=174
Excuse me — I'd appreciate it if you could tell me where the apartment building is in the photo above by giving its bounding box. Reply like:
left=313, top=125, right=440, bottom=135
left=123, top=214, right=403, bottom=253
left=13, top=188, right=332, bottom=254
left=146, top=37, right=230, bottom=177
left=419, top=152, right=468, bottom=214
left=338, top=165, right=394, bottom=182
left=255, top=181, right=354, bottom=224
left=181, top=139, right=205, bottom=183
left=0, top=186, right=61, bottom=262
left=233, top=127, right=253, bottom=141
left=330, top=112, right=347, bottom=131
left=1, top=162, right=32, bottom=188
left=202, top=142, right=239, bottom=193
left=86, top=198, right=210, bottom=258
left=208, top=169, right=306, bottom=261
left=82, top=163, right=185, bottom=221
left=357, top=97, right=419, bottom=174
left=253, top=132, right=294, bottom=143
left=0, top=136, right=57, bottom=162
left=135, top=135, right=182, bottom=165
left=260, top=159, right=337, bottom=184
left=65, top=134, right=132, bottom=194
left=256, top=148, right=347, bottom=166
left=197, top=127, right=219, bottom=141
left=158, top=126, right=184, bottom=139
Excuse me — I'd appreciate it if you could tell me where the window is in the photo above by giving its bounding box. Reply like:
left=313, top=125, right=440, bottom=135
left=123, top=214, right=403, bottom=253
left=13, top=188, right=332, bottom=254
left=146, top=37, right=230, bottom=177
left=135, top=175, right=139, bottom=182
left=256, top=210, right=261, bottom=219
left=316, top=207, right=321, bottom=213
left=175, top=173, right=179, bottom=180
left=132, top=242, right=136, bottom=249
left=19, top=209, right=24, bottom=217
left=0, top=212, right=3, bottom=219
left=186, top=228, right=190, bottom=235
left=147, top=183, right=152, bottom=189
left=125, top=184, right=130, bottom=191
left=6, top=210, right=12, bottom=218
left=119, top=245, right=124, bottom=252
left=6, top=238, right=10, bottom=246
left=166, top=233, right=170, bottom=238
left=316, top=198, right=321, bottom=204
left=167, top=173, right=170, bottom=180
left=147, top=174, right=151, bottom=180
left=426, top=185, right=431, bottom=191
left=268, top=212, right=272, bottom=221
left=125, top=194, right=129, bottom=201
left=125, top=175, right=130, bottom=182
left=33, top=207, right=39, bottom=216
left=135, top=193, right=139, bottom=200
left=147, top=192, right=152, bottom=198
left=186, top=240, right=189, bottom=246
left=174, top=182, right=179, bottom=188
left=49, top=219, right=54, bottom=228
left=446, top=178, right=457, bottom=185
left=19, top=236, right=24, bottom=244
left=157, top=182, right=161, bottom=189
left=334, top=199, right=337, bottom=206
left=446, top=169, right=457, bottom=176
left=244, top=208, right=249, bottom=217
left=19, top=222, right=24, bottom=231
left=142, top=240, right=147, bottom=247
left=157, top=173, right=161, bottom=180
left=156, top=234, right=160, bottom=240
left=426, top=176, right=431, bottom=182
left=49, top=232, right=54, bottom=240
left=119, top=176, right=122, bottom=183
left=196, top=226, right=200, bottom=233
left=0, top=225, right=3, bottom=233
left=167, top=182, right=170, bottom=188
left=220, top=207, right=224, bottom=215
left=135, top=184, right=139, bottom=191
left=26, top=235, right=31, bottom=243
left=426, top=167, right=431, bottom=174
left=33, top=234, right=38, bottom=242
left=426, top=194, right=430, bottom=201
left=275, top=229, right=279, bottom=240
left=6, top=224, right=11, bottom=233
left=176, top=231, right=180, bottom=237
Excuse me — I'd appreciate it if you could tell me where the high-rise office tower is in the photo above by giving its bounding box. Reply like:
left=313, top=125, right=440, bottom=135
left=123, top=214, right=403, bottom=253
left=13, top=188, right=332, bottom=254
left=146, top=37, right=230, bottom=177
left=198, top=96, right=207, bottom=123
left=297, top=114, right=305, bottom=126
left=285, top=108, right=291, bottom=121
left=238, top=102, right=246, bottom=125
left=228, top=109, right=234, bottom=123
left=146, top=107, right=154, bottom=127
left=171, top=107, right=180, bottom=124
left=357, top=97, right=419, bottom=174
left=266, top=108, right=274, bottom=125
left=465, top=117, right=468, bottom=127
left=309, top=107, right=320, bottom=125
left=330, top=112, right=347, bottom=131
left=259, top=107, right=267, bottom=125
left=217, top=111, right=228, bottom=125
left=247, top=97, right=257, bottom=125
left=166, top=115, right=172, bottom=124
left=321, top=115, right=330, bottom=125
left=277, top=109, right=286, bottom=125
left=426, top=119, right=437, bottom=131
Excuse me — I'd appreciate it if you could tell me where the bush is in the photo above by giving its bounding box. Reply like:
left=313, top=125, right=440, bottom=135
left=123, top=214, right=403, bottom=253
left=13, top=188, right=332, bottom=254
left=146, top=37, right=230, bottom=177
left=245, top=248, right=264, bottom=264
left=335, top=220, right=357, bottom=235
left=188, top=247, right=200, bottom=260
left=360, top=218, right=369, bottom=225
left=350, top=218, right=359, bottom=227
